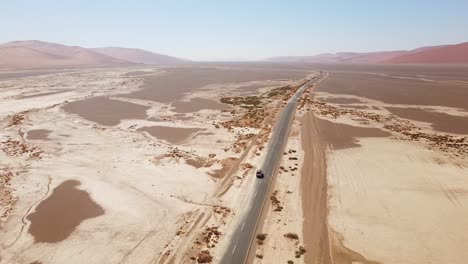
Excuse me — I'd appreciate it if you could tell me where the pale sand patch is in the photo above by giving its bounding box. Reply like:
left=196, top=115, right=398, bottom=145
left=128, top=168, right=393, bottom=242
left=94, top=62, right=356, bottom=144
left=0, top=68, right=148, bottom=119
left=17, top=90, right=68, bottom=99
left=315, top=91, right=468, bottom=119
left=327, top=137, right=468, bottom=264
left=137, top=126, right=202, bottom=144
left=0, top=107, right=218, bottom=264
left=0, top=67, right=249, bottom=264
left=171, top=97, right=232, bottom=113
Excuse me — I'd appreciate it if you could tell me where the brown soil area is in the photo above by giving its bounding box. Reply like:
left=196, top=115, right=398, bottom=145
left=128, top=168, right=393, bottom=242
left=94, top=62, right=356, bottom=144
left=300, top=111, right=384, bottom=264
left=316, top=118, right=390, bottom=150
left=386, top=107, right=468, bottom=134
left=27, top=129, right=52, bottom=140
left=300, top=112, right=331, bottom=264
left=186, top=158, right=207, bottom=168
left=63, top=96, right=150, bottom=126
left=317, top=71, right=468, bottom=110
left=309, top=63, right=468, bottom=82
left=138, top=126, right=201, bottom=144
left=124, top=67, right=307, bottom=103
left=27, top=180, right=104, bottom=243
left=309, top=100, right=468, bottom=156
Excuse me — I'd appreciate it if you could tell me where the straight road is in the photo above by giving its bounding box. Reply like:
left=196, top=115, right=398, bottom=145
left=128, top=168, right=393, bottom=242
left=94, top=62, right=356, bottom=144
left=220, top=75, right=321, bottom=264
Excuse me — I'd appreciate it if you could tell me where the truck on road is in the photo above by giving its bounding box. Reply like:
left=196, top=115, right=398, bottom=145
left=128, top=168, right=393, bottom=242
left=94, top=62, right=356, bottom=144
left=256, top=170, right=265, bottom=179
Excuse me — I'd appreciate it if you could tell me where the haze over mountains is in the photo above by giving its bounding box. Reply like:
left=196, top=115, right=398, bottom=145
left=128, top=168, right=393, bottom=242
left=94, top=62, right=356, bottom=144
left=0, top=41, right=131, bottom=68
left=266, top=42, right=468, bottom=64
left=91, top=47, right=185, bottom=65
left=0, top=40, right=184, bottom=69
left=0, top=40, right=467, bottom=69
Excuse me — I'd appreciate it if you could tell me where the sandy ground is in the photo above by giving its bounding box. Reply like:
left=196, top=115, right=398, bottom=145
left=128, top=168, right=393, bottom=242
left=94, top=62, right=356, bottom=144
left=5, top=63, right=466, bottom=264
left=326, top=136, right=468, bottom=264
left=253, top=117, right=306, bottom=264
left=301, top=67, right=468, bottom=264
left=0, top=65, right=312, bottom=264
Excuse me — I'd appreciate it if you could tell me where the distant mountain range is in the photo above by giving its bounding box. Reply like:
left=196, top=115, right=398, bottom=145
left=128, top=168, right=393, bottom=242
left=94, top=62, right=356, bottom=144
left=0, top=40, right=185, bottom=69
left=91, top=47, right=185, bottom=65
left=266, top=42, right=468, bottom=64
left=1, top=40, right=467, bottom=69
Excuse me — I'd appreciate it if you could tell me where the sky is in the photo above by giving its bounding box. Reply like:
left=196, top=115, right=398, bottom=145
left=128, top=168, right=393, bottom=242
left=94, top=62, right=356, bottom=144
left=1, top=0, right=468, bottom=61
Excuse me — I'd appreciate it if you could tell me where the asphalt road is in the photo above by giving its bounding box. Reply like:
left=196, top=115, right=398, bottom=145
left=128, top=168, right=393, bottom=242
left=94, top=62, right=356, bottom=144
left=220, top=77, right=317, bottom=264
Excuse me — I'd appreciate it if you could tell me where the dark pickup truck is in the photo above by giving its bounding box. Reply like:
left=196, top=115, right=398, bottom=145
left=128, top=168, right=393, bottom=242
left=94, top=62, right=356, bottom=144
left=256, top=170, right=265, bottom=179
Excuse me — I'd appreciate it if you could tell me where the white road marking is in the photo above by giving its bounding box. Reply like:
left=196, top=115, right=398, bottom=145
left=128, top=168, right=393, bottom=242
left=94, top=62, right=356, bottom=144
left=232, top=243, right=238, bottom=255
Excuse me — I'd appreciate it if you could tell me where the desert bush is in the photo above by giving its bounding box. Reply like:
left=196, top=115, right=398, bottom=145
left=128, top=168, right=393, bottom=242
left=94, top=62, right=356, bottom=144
left=197, top=250, right=213, bottom=263
left=284, top=233, right=299, bottom=240
left=256, top=233, right=267, bottom=241
left=295, top=245, right=307, bottom=258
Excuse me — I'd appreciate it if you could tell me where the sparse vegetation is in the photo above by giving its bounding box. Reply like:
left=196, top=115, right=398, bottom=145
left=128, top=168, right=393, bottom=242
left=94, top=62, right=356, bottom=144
left=270, top=191, right=284, bottom=211
left=295, top=246, right=307, bottom=258
left=284, top=233, right=299, bottom=240
left=310, top=99, right=468, bottom=156
left=256, top=233, right=267, bottom=241
left=266, top=85, right=293, bottom=98
left=220, top=96, right=262, bottom=107
left=197, top=250, right=213, bottom=263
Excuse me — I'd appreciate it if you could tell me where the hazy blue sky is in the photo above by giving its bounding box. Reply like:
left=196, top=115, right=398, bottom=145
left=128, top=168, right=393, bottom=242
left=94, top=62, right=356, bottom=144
left=1, top=0, right=468, bottom=60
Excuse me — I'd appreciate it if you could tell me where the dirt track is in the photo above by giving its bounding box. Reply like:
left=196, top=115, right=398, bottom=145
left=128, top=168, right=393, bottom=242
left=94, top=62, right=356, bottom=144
left=300, top=112, right=331, bottom=264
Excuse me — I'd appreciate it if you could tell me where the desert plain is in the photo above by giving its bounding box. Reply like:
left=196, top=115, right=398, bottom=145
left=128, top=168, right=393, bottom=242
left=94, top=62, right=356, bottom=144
left=0, top=62, right=467, bottom=264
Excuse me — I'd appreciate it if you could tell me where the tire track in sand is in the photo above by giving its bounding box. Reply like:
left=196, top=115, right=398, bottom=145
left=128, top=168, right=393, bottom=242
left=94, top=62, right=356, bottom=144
left=301, top=112, right=381, bottom=264
left=300, top=112, right=331, bottom=264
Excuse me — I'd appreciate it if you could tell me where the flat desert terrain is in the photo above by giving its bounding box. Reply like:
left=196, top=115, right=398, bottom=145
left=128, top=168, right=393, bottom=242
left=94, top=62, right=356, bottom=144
left=0, top=65, right=315, bottom=263
left=299, top=64, right=468, bottom=264
left=1, top=62, right=467, bottom=264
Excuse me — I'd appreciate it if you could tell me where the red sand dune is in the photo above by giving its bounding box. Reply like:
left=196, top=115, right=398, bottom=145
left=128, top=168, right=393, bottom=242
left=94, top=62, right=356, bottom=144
left=266, top=42, right=467, bottom=64
left=386, top=42, right=468, bottom=64
left=0, top=40, right=131, bottom=69
left=91, top=47, right=184, bottom=65
left=0, top=46, right=65, bottom=68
